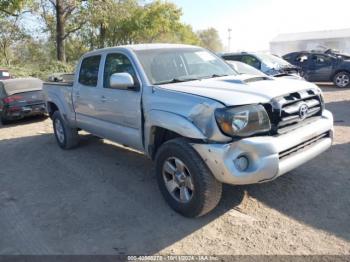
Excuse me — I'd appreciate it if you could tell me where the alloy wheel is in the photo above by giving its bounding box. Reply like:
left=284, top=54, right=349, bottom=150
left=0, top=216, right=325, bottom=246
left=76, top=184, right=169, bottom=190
left=54, top=118, right=65, bottom=144
left=162, top=157, right=194, bottom=203
left=336, top=73, right=350, bottom=87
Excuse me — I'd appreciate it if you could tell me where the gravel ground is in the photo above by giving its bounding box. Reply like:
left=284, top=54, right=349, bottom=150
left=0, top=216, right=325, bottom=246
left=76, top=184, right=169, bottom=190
left=0, top=84, right=349, bottom=255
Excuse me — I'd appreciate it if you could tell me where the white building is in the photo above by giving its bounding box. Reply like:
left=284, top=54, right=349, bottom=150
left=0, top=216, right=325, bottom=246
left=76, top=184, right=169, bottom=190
left=270, top=28, right=350, bottom=56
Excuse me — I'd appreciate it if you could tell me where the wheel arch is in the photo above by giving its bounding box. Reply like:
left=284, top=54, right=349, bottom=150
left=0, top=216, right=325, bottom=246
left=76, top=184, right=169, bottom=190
left=46, top=101, right=60, bottom=118
left=145, top=110, right=207, bottom=159
left=332, top=69, right=350, bottom=81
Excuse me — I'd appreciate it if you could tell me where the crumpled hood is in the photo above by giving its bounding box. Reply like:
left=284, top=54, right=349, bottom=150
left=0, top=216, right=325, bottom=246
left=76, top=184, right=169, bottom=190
left=158, top=75, right=318, bottom=106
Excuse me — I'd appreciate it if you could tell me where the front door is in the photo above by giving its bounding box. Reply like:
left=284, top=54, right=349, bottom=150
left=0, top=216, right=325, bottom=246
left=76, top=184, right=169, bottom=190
left=308, top=54, right=334, bottom=82
left=94, top=52, right=143, bottom=151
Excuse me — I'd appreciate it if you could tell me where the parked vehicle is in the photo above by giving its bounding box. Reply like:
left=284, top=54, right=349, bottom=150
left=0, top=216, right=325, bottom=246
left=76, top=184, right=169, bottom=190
left=226, top=60, right=305, bottom=82
left=221, top=52, right=302, bottom=79
left=326, top=49, right=350, bottom=59
left=226, top=60, right=267, bottom=77
left=0, top=78, right=46, bottom=124
left=283, top=51, right=350, bottom=88
left=44, top=44, right=333, bottom=217
left=0, top=69, right=11, bottom=80
left=48, top=73, right=74, bottom=83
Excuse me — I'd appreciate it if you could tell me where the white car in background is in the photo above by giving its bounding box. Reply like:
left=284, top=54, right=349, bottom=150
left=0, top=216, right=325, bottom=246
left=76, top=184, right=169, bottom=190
left=226, top=60, right=304, bottom=80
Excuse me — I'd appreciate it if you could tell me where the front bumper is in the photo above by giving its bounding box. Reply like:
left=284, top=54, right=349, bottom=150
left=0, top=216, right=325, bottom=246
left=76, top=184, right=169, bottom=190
left=192, top=110, right=334, bottom=185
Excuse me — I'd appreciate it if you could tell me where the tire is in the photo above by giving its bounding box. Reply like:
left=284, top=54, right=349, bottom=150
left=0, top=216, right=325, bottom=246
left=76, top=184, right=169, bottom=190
left=333, top=71, right=350, bottom=88
left=52, top=111, right=79, bottom=149
left=155, top=138, right=222, bottom=217
left=0, top=116, right=10, bottom=125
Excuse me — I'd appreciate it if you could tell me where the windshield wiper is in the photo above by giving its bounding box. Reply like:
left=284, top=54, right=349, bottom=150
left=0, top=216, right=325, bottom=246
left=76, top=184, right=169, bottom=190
left=153, top=78, right=199, bottom=85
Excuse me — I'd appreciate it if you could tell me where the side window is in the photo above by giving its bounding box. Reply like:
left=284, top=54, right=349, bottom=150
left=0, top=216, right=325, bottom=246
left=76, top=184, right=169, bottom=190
left=103, top=53, right=138, bottom=89
left=296, top=54, right=309, bottom=63
left=79, top=55, right=101, bottom=87
left=241, top=55, right=261, bottom=69
left=312, top=54, right=332, bottom=65
left=222, top=55, right=241, bottom=61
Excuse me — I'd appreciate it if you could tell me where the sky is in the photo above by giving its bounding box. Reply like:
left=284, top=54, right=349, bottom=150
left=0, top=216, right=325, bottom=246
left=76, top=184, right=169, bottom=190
left=170, top=0, right=350, bottom=52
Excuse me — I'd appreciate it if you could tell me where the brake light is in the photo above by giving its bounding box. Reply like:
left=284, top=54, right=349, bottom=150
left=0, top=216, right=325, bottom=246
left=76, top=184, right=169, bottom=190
left=3, top=95, right=24, bottom=104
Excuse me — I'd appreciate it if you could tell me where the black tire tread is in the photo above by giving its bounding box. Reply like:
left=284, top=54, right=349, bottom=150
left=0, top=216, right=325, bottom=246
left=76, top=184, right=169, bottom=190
left=52, top=111, right=79, bottom=149
left=155, top=138, right=222, bottom=217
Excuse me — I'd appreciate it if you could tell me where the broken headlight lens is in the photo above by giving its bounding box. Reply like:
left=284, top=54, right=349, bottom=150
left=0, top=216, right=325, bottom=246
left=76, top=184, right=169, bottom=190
left=215, top=104, right=271, bottom=137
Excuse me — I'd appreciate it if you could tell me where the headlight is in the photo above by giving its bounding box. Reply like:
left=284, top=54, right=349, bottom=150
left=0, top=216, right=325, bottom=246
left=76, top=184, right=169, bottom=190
left=215, top=104, right=271, bottom=137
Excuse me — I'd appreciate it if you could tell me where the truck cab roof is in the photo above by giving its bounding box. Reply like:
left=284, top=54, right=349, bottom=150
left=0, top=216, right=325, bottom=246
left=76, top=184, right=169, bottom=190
left=82, top=43, right=201, bottom=57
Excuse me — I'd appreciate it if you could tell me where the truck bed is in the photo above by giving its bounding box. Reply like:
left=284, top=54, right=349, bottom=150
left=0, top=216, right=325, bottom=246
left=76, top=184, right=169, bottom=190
left=43, top=81, right=75, bottom=122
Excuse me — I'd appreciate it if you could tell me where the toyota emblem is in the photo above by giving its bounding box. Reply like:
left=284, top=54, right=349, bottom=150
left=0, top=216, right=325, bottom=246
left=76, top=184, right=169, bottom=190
left=299, top=104, right=308, bottom=120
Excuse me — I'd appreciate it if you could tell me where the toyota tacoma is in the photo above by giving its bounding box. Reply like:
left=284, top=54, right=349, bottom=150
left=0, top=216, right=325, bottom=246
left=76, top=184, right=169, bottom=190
left=43, top=44, right=333, bottom=217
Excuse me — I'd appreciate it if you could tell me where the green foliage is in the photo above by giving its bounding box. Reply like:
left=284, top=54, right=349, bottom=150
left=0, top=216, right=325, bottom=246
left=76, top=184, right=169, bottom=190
left=0, top=0, right=223, bottom=78
left=0, top=0, right=30, bottom=16
left=1, top=61, right=74, bottom=80
left=197, top=27, right=223, bottom=52
left=86, top=0, right=201, bottom=47
left=0, top=17, right=27, bottom=65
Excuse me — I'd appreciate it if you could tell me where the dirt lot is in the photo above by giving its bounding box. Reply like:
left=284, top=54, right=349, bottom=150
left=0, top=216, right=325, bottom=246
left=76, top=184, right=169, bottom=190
left=0, top=84, right=349, bottom=255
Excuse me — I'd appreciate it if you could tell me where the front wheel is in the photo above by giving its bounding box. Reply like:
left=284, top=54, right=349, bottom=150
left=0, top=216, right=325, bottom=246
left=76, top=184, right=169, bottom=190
left=333, top=71, right=350, bottom=88
left=155, top=138, right=222, bottom=217
left=52, top=111, right=79, bottom=149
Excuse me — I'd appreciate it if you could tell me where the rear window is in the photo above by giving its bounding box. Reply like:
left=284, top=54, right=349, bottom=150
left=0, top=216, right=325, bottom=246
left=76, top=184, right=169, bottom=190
left=79, top=55, right=101, bottom=87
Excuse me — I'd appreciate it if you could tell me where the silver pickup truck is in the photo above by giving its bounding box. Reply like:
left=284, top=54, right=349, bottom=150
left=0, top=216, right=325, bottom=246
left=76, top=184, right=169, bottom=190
left=44, top=44, right=334, bottom=217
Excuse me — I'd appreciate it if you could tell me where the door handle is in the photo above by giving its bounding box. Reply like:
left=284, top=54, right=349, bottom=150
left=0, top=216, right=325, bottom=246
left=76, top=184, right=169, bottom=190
left=74, top=92, right=80, bottom=98
left=101, top=96, right=107, bottom=102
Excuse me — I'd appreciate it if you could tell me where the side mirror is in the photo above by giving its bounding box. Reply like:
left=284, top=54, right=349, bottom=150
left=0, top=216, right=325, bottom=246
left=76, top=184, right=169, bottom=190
left=109, top=73, right=135, bottom=90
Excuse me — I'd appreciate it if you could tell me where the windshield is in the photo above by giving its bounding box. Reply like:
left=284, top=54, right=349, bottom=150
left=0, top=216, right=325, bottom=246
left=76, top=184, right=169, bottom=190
left=255, top=53, right=291, bottom=68
left=135, top=48, right=237, bottom=85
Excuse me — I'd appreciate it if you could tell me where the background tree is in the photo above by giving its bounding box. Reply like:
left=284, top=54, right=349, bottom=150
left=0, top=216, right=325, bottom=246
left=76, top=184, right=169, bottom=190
left=86, top=0, right=200, bottom=47
left=0, top=0, right=31, bottom=17
left=197, top=27, right=223, bottom=52
left=0, top=0, right=223, bottom=80
left=41, top=0, right=88, bottom=62
left=0, top=17, right=27, bottom=65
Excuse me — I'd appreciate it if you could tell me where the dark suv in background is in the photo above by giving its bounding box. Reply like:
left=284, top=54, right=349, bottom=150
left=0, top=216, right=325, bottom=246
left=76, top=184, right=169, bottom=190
left=283, top=50, right=350, bottom=88
left=221, top=52, right=301, bottom=78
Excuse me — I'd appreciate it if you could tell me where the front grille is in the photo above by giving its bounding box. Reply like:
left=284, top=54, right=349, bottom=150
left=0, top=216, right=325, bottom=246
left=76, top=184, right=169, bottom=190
left=279, top=132, right=330, bottom=159
left=264, top=89, right=324, bottom=135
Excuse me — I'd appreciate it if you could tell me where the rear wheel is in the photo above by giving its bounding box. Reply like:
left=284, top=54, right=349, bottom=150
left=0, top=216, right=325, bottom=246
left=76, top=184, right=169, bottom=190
left=0, top=116, right=10, bottom=125
left=155, top=138, right=222, bottom=217
left=52, top=111, right=79, bottom=149
left=333, top=71, right=350, bottom=88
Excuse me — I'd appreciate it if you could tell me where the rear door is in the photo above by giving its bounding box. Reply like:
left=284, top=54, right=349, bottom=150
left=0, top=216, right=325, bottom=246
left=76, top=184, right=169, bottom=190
left=73, top=54, right=103, bottom=135
left=293, top=53, right=311, bottom=78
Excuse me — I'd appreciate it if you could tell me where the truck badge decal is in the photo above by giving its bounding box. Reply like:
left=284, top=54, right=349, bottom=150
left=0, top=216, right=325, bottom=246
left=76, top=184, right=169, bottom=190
left=299, top=104, right=308, bottom=120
